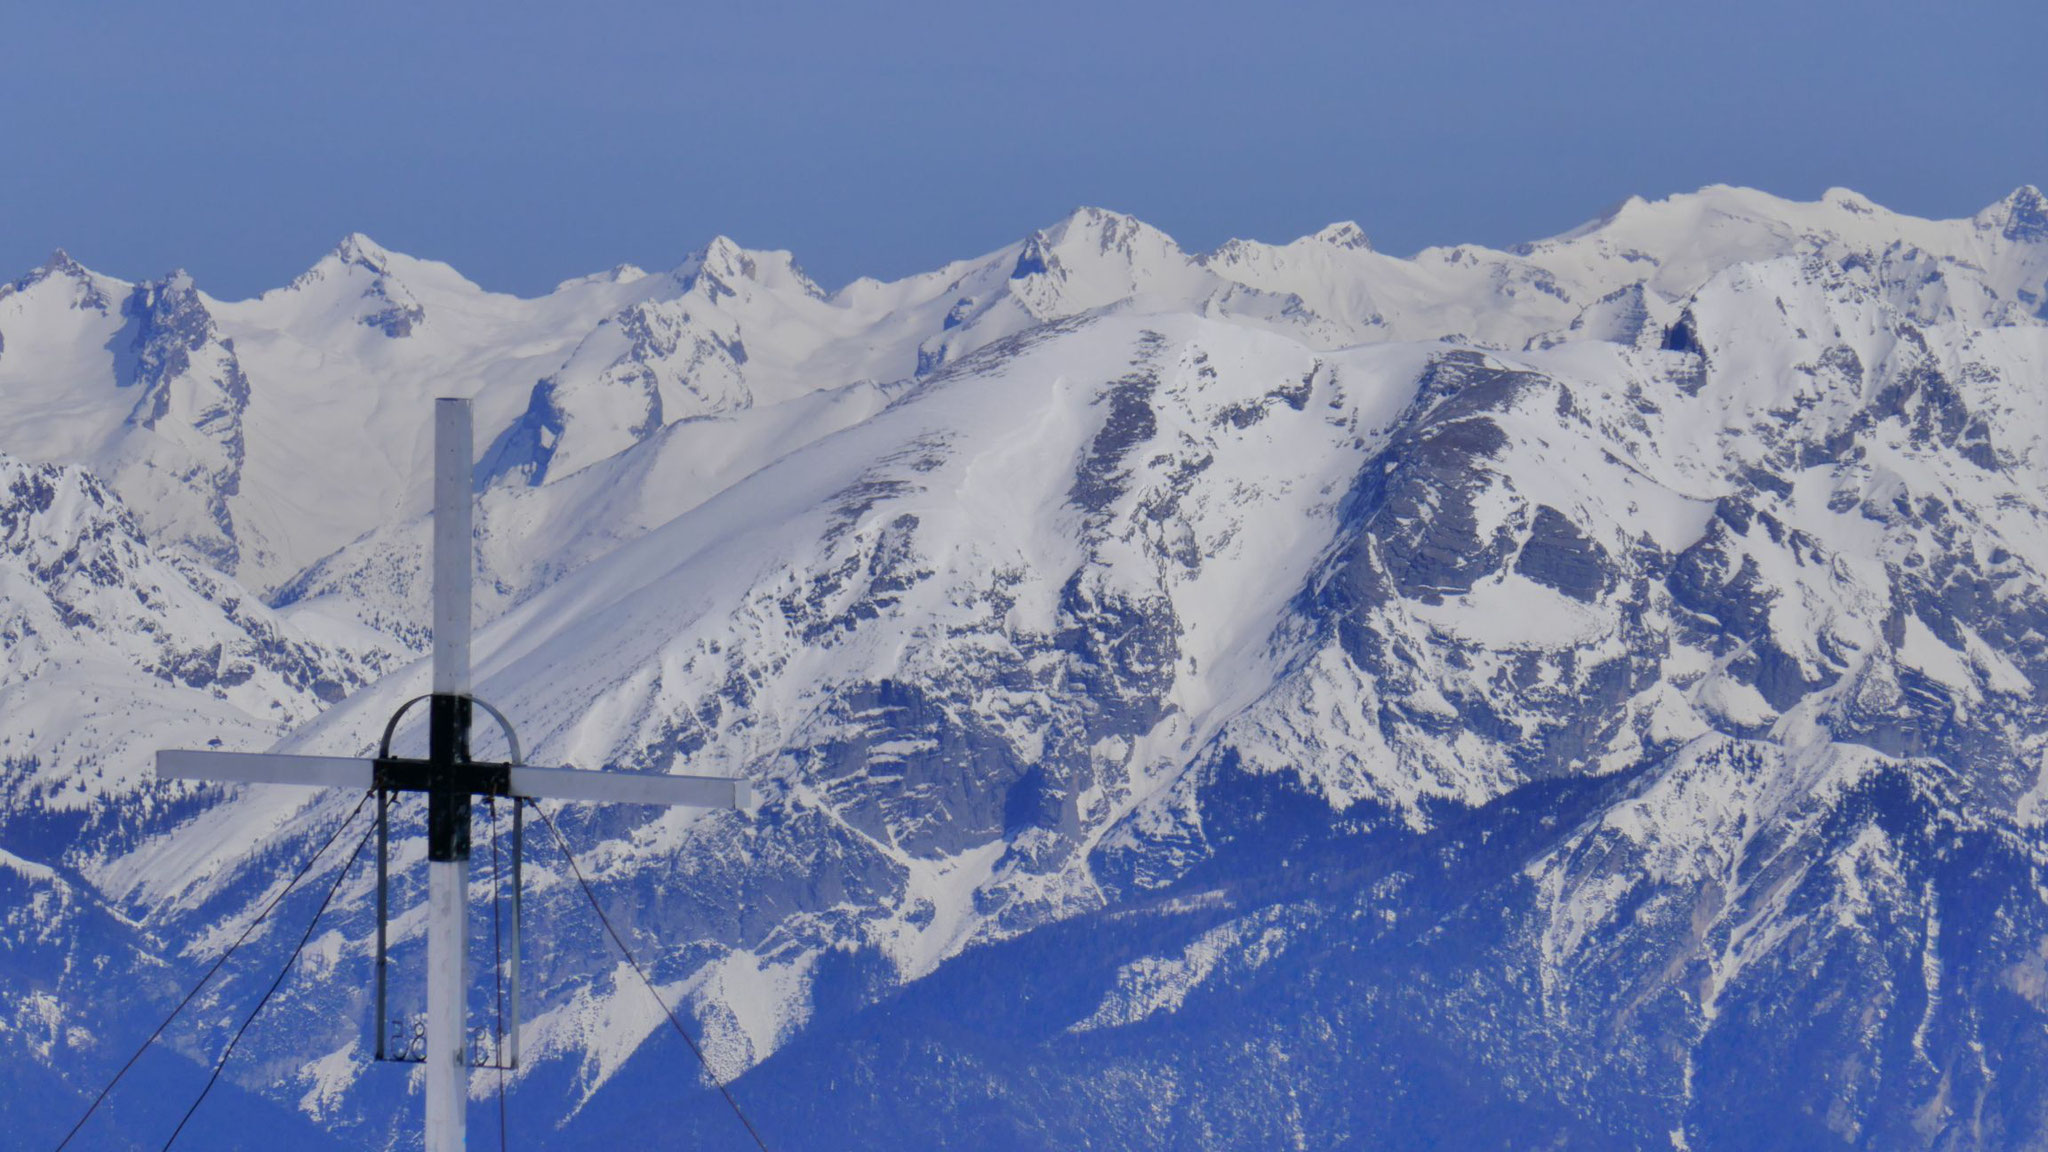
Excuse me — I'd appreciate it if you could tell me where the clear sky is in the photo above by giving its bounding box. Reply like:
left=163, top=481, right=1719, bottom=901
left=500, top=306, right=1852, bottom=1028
left=3, top=0, right=2043, bottom=299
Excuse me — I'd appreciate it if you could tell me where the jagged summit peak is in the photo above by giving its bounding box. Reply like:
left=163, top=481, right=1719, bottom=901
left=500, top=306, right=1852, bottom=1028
left=12, top=248, right=96, bottom=288
left=1977, top=184, right=2048, bottom=242
left=686, top=235, right=759, bottom=282
left=5, top=247, right=120, bottom=308
left=1199, top=221, right=1373, bottom=266
left=273, top=232, right=505, bottom=312
left=134, top=270, right=215, bottom=322
left=284, top=232, right=405, bottom=293
left=1037, top=206, right=1171, bottom=251
left=1310, top=221, right=1373, bottom=251
left=1012, top=207, right=1187, bottom=282
left=332, top=232, right=394, bottom=273
left=675, top=236, right=823, bottom=298
left=121, top=270, right=207, bottom=319
left=697, top=234, right=747, bottom=263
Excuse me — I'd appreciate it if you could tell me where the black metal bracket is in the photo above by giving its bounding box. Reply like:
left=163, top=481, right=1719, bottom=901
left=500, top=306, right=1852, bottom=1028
left=372, top=693, right=525, bottom=1067
left=371, top=758, right=513, bottom=796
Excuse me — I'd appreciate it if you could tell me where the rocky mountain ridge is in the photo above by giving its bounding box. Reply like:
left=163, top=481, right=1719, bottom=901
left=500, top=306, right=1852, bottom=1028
left=2, top=184, right=2047, bottom=1149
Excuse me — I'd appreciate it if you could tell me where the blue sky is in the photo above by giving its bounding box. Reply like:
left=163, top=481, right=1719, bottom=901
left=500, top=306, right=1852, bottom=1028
left=3, top=0, right=2042, bottom=298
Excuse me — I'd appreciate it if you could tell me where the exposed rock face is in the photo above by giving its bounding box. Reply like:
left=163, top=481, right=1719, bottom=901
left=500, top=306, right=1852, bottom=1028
left=113, top=272, right=253, bottom=570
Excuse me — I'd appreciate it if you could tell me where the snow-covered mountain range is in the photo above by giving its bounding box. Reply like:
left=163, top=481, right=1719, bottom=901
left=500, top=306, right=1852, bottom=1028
left=4, top=183, right=2048, bottom=1149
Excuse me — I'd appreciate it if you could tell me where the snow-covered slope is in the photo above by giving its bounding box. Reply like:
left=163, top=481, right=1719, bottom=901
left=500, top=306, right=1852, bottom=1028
left=4, top=185, right=2048, bottom=1150
left=0, top=452, right=382, bottom=1146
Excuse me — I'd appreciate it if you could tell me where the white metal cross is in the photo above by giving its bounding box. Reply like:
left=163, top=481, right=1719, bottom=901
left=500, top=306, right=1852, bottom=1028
left=157, top=398, right=749, bottom=1152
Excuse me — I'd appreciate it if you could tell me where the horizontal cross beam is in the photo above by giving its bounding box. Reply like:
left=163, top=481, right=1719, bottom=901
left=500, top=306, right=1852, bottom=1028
left=156, top=750, right=751, bottom=809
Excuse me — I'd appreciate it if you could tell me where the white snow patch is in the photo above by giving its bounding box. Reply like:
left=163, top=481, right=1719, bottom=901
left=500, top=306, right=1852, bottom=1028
left=1407, top=572, right=1612, bottom=650
left=1071, top=908, right=1299, bottom=1032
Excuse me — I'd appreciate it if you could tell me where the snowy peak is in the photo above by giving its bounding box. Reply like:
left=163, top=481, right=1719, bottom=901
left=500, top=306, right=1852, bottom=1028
left=0, top=452, right=374, bottom=808
left=1015, top=206, right=1189, bottom=279
left=676, top=236, right=824, bottom=301
left=906, top=208, right=1278, bottom=378
left=1027, top=205, right=1168, bottom=256
left=8, top=184, right=2039, bottom=595
left=41, top=247, right=86, bottom=275
left=1496, top=183, right=2021, bottom=326
left=483, top=232, right=856, bottom=490
left=483, top=237, right=803, bottom=488
left=1004, top=207, right=1210, bottom=315
left=101, top=269, right=254, bottom=572
left=1201, top=221, right=1373, bottom=273
left=1820, top=186, right=1880, bottom=216
left=122, top=268, right=239, bottom=421
left=12, top=247, right=94, bottom=288
left=0, top=454, right=147, bottom=573
left=1977, top=184, right=2048, bottom=243
left=286, top=231, right=401, bottom=289
left=1203, top=222, right=1380, bottom=271
left=1519, top=184, right=1815, bottom=275
left=1, top=249, right=125, bottom=316
left=1309, top=221, right=1373, bottom=251
left=330, top=231, right=395, bottom=274
left=1527, top=184, right=2047, bottom=305
left=271, top=232, right=488, bottom=338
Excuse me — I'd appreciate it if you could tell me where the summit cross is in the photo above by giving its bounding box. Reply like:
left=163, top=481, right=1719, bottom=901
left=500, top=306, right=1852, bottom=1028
left=156, top=398, right=750, bottom=1152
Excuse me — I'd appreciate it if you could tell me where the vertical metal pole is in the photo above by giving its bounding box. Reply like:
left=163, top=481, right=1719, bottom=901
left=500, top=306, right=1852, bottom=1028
left=508, top=801, right=522, bottom=1068
left=375, top=788, right=389, bottom=1061
left=426, top=398, right=473, bottom=1152
left=426, top=854, right=468, bottom=1150
left=432, top=398, right=473, bottom=702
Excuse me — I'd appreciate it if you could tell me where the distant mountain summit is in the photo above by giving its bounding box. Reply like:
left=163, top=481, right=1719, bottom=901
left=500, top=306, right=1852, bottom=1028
left=4, top=187, right=2048, bottom=1149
